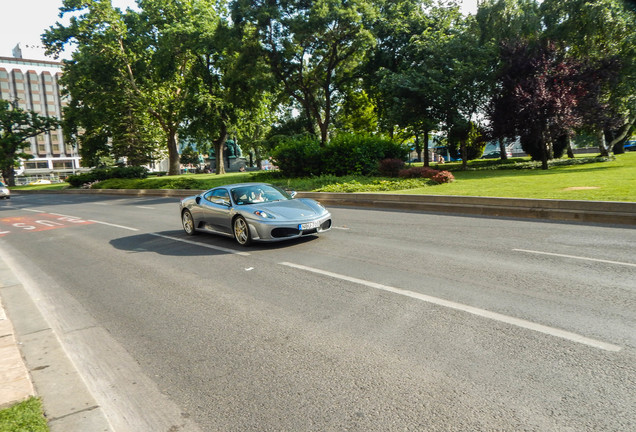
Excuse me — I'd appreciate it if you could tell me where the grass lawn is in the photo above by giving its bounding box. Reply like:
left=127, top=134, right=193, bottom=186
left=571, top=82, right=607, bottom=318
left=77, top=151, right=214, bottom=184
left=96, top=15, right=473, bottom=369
left=402, top=152, right=636, bottom=201
left=0, top=397, right=48, bottom=432
left=11, top=152, right=636, bottom=202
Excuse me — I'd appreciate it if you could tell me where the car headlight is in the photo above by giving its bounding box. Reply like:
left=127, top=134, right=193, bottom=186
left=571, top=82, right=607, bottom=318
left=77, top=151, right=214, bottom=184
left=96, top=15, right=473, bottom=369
left=254, top=210, right=276, bottom=219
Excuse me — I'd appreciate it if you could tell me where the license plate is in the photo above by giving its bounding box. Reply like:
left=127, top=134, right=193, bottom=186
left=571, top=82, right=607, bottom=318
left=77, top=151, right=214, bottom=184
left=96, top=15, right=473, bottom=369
left=299, top=221, right=320, bottom=230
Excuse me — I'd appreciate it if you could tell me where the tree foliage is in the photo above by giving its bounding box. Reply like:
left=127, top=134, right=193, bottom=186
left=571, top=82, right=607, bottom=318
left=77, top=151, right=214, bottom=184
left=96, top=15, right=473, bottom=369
left=0, top=100, right=60, bottom=186
left=232, top=0, right=378, bottom=145
left=36, top=0, right=636, bottom=175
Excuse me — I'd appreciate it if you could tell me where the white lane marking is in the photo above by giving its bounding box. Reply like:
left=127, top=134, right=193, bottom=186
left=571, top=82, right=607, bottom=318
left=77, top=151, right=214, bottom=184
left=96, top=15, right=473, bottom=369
left=19, top=210, right=140, bottom=231
left=514, top=249, right=636, bottom=268
left=332, top=226, right=350, bottom=230
left=18, top=209, right=245, bottom=256
left=89, top=220, right=139, bottom=231
left=150, top=233, right=250, bottom=256
left=280, top=262, right=622, bottom=352
left=136, top=206, right=155, bottom=210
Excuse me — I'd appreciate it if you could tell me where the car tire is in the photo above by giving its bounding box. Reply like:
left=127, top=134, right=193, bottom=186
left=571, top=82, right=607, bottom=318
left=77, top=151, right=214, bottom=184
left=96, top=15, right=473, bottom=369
left=182, top=210, right=196, bottom=236
left=233, top=216, right=252, bottom=246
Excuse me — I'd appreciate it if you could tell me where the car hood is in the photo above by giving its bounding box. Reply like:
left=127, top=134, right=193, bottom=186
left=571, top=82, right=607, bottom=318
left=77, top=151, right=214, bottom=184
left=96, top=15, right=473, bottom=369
left=246, top=199, right=327, bottom=220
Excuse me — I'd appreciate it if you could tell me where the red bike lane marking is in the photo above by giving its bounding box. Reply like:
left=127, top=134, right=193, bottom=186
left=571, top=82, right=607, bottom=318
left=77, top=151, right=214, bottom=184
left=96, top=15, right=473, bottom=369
left=0, top=213, right=95, bottom=237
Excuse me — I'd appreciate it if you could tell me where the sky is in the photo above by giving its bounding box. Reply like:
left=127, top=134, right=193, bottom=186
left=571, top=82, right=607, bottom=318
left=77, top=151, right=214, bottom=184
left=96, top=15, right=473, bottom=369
left=1, top=0, right=479, bottom=61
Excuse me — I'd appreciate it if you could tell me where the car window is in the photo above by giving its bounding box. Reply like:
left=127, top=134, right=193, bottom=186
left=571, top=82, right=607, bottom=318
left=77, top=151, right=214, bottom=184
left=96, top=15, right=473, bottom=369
left=231, top=185, right=290, bottom=205
left=204, top=189, right=230, bottom=205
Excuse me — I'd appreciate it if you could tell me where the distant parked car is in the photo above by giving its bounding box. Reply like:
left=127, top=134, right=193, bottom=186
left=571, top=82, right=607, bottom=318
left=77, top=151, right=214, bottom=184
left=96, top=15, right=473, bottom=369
left=624, top=141, right=636, bottom=151
left=29, top=179, right=52, bottom=185
left=0, top=182, right=9, bottom=199
left=481, top=150, right=512, bottom=159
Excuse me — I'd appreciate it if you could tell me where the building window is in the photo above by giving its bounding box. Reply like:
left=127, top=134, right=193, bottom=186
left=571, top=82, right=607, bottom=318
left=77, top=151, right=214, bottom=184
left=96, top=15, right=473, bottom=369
left=25, top=161, right=49, bottom=170
left=53, top=161, right=74, bottom=169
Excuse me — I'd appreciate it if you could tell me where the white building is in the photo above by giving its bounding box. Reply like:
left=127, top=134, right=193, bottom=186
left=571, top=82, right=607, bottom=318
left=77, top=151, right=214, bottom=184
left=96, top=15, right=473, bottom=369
left=0, top=45, right=81, bottom=183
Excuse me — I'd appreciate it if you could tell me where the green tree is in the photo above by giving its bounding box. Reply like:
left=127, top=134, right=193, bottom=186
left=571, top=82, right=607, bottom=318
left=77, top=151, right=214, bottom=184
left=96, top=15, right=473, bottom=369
left=371, top=2, right=485, bottom=167
left=475, top=0, right=542, bottom=160
left=233, top=0, right=378, bottom=145
left=43, top=0, right=197, bottom=175
left=182, top=3, right=271, bottom=174
left=540, top=0, right=636, bottom=155
left=0, top=100, right=60, bottom=186
left=179, top=144, right=200, bottom=167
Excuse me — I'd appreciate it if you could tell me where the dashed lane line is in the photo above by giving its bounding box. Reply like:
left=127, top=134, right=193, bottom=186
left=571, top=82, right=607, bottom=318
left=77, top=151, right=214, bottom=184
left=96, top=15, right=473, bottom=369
left=19, top=208, right=246, bottom=255
left=279, top=261, right=622, bottom=352
left=514, top=249, right=636, bottom=268
left=149, top=233, right=250, bottom=256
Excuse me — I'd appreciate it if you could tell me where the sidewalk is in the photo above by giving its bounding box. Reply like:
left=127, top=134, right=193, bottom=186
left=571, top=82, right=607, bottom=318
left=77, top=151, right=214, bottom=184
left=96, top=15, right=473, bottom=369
left=0, top=255, right=112, bottom=431
left=0, top=295, right=34, bottom=409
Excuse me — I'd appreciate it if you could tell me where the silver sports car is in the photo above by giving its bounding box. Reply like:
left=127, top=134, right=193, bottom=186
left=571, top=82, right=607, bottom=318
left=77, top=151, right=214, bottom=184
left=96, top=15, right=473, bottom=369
left=179, top=183, right=332, bottom=246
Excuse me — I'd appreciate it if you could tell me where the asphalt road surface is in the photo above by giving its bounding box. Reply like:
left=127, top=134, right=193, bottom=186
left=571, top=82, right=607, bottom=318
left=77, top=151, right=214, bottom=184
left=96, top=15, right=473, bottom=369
left=1, top=193, right=634, bottom=431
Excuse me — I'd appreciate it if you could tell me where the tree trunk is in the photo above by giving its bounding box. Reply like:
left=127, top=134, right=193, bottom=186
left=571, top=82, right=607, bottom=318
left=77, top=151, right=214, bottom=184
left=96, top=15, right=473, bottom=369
left=597, top=129, right=610, bottom=157
left=423, top=130, right=430, bottom=167
left=460, top=139, right=468, bottom=170
left=214, top=126, right=228, bottom=175
left=566, top=135, right=575, bottom=159
left=2, top=164, right=15, bottom=187
left=318, top=121, right=328, bottom=146
left=609, top=116, right=635, bottom=153
left=254, top=146, right=262, bottom=170
left=540, top=126, right=552, bottom=170
left=413, top=133, right=422, bottom=163
left=167, top=131, right=180, bottom=175
left=498, top=138, right=508, bottom=161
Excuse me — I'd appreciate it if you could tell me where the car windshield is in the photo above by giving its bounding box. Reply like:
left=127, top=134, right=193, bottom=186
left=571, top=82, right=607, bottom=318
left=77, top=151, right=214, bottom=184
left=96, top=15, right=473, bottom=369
left=231, top=185, right=292, bottom=205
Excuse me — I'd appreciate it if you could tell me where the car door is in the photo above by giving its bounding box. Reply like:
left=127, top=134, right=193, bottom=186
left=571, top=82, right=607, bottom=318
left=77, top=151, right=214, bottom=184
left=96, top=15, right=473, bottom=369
left=200, top=188, right=232, bottom=235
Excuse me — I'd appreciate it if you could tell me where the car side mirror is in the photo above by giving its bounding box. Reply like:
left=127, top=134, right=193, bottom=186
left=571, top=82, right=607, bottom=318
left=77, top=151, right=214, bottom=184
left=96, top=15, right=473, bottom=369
left=196, top=196, right=201, bottom=204
left=285, top=189, right=297, bottom=198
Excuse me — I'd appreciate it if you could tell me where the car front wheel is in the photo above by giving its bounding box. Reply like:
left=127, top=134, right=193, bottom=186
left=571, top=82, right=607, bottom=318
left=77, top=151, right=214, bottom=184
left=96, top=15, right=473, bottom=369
left=182, top=210, right=196, bottom=236
left=233, top=216, right=252, bottom=246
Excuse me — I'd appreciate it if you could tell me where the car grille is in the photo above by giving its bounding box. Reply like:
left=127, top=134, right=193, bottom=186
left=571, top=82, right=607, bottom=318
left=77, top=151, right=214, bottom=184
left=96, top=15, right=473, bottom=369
left=271, top=227, right=301, bottom=238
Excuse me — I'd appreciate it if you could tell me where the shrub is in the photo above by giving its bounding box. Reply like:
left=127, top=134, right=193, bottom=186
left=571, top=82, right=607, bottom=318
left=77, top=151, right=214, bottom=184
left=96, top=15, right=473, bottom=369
left=270, top=135, right=322, bottom=177
left=378, top=158, right=405, bottom=177
left=322, top=134, right=408, bottom=176
left=398, top=166, right=439, bottom=179
left=270, top=133, right=408, bottom=178
left=431, top=170, right=455, bottom=184
left=66, top=166, right=149, bottom=187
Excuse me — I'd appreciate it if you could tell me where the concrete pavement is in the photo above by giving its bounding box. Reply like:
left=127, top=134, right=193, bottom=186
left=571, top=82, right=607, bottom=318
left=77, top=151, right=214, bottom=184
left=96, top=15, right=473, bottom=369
left=1, top=189, right=634, bottom=431
left=0, top=254, right=112, bottom=431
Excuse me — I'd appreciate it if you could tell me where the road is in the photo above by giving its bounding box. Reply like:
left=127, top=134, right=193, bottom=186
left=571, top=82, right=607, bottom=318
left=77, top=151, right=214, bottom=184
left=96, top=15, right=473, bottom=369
left=1, top=193, right=634, bottom=431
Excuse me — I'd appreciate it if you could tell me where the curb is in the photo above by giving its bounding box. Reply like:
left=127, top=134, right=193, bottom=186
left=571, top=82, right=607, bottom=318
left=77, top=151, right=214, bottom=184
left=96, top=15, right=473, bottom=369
left=14, top=188, right=636, bottom=226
